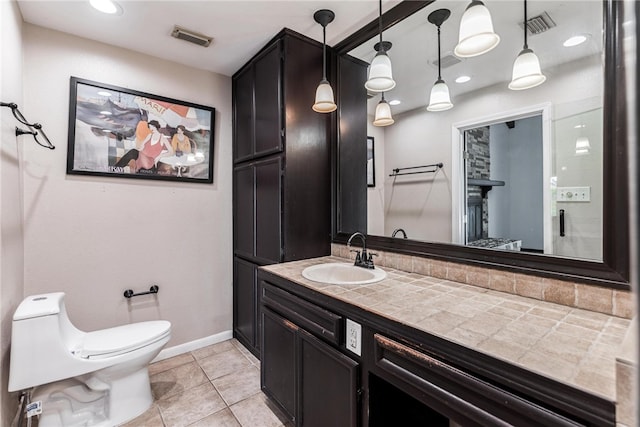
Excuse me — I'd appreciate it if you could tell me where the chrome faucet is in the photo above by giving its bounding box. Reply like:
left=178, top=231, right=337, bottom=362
left=392, top=228, right=407, bottom=238
left=347, top=232, right=376, bottom=269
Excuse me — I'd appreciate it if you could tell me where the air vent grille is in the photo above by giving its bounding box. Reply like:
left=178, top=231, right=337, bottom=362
left=171, top=25, right=213, bottom=47
left=522, top=12, right=556, bottom=35
left=431, top=54, right=461, bottom=69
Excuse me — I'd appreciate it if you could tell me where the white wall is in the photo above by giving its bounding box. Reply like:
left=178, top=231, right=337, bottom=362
left=375, top=55, right=602, bottom=243
left=21, top=24, right=233, bottom=348
left=1, top=1, right=26, bottom=424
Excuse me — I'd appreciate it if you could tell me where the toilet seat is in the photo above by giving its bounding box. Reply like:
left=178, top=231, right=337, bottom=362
left=79, top=320, right=170, bottom=359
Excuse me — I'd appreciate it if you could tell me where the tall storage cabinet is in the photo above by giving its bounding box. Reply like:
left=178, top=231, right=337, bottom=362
left=232, top=29, right=332, bottom=356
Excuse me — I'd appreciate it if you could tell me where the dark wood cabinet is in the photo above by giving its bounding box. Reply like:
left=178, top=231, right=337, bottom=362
left=260, top=280, right=360, bottom=427
left=232, top=258, right=257, bottom=349
left=262, top=308, right=297, bottom=418
left=258, top=269, right=616, bottom=427
left=233, top=41, right=282, bottom=163
left=232, top=29, right=333, bottom=356
left=298, top=328, right=359, bottom=427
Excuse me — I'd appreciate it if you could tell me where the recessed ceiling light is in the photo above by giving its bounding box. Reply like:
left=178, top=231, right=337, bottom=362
left=455, top=75, right=471, bottom=84
left=389, top=99, right=401, bottom=106
left=563, top=35, right=588, bottom=47
left=90, top=0, right=123, bottom=15
left=97, top=91, right=112, bottom=97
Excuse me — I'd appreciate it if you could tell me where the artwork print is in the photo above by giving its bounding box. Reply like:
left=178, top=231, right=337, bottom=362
left=67, top=77, right=215, bottom=183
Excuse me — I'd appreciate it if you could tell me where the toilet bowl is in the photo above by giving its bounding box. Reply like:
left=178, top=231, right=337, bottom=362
left=8, top=292, right=171, bottom=426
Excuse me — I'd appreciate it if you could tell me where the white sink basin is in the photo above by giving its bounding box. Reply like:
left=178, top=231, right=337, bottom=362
left=302, top=262, right=386, bottom=285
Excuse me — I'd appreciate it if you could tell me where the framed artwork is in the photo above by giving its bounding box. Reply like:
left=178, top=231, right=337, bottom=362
left=66, top=76, right=215, bottom=183
left=367, top=136, right=375, bottom=187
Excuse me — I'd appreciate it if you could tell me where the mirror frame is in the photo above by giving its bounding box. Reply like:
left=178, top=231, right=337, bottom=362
left=332, top=0, right=629, bottom=290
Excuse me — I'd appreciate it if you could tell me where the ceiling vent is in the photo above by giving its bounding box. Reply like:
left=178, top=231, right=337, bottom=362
left=171, top=25, right=213, bottom=47
left=431, top=54, right=461, bottom=69
left=521, top=12, right=556, bottom=35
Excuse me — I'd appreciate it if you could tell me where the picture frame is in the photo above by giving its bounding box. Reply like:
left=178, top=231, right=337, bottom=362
left=66, top=77, right=215, bottom=183
left=367, top=136, right=375, bottom=187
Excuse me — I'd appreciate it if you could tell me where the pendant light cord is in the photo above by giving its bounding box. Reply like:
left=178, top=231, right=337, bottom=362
left=378, top=0, right=384, bottom=50
left=437, top=25, right=442, bottom=80
left=322, top=23, right=327, bottom=80
left=523, top=0, right=528, bottom=49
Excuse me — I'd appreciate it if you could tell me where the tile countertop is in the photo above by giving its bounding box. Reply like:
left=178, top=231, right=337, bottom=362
left=261, top=256, right=632, bottom=402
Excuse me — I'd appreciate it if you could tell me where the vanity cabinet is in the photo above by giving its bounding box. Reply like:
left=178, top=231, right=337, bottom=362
left=260, top=280, right=360, bottom=427
left=232, top=29, right=332, bottom=355
left=258, top=269, right=616, bottom=427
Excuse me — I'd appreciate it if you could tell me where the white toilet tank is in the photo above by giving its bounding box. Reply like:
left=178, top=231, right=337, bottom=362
left=9, top=293, right=85, bottom=392
left=13, top=292, right=68, bottom=320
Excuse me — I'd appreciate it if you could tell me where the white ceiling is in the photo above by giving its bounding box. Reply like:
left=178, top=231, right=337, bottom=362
left=17, top=1, right=602, bottom=115
left=17, top=0, right=401, bottom=77
left=349, top=1, right=602, bottom=114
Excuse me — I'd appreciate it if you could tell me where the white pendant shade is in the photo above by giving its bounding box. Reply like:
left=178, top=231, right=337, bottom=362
left=454, top=1, right=500, bottom=58
left=365, top=52, right=396, bottom=92
left=508, top=48, right=546, bottom=90
left=312, top=80, right=337, bottom=113
left=373, top=98, right=394, bottom=127
left=427, top=80, right=453, bottom=112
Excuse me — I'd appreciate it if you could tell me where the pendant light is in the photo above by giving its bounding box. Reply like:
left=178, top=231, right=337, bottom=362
left=427, top=9, right=453, bottom=112
left=508, top=0, right=546, bottom=90
left=575, top=136, right=591, bottom=155
left=312, top=9, right=337, bottom=113
left=454, top=1, right=500, bottom=58
left=365, top=0, right=395, bottom=93
left=373, top=92, right=394, bottom=127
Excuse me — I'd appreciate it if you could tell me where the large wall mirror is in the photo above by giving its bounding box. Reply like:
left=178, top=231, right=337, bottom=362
left=333, top=0, right=629, bottom=289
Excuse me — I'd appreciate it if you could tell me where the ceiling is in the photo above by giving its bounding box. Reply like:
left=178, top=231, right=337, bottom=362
left=349, top=1, right=602, bottom=115
left=16, top=0, right=401, bottom=77
left=17, top=1, right=602, bottom=116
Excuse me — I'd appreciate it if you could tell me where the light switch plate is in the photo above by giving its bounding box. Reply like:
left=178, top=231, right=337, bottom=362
left=345, top=318, right=362, bottom=356
left=557, top=186, right=591, bottom=202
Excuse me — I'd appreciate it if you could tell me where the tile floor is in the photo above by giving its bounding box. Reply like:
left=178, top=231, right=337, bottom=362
left=122, top=339, right=291, bottom=427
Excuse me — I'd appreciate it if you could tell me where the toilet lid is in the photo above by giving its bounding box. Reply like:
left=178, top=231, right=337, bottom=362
left=80, top=320, right=171, bottom=359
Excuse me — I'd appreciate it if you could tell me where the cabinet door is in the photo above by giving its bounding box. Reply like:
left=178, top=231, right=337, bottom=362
left=262, top=307, right=297, bottom=422
left=298, top=328, right=359, bottom=427
left=254, top=41, right=283, bottom=157
left=233, top=163, right=255, bottom=258
left=233, top=67, right=254, bottom=162
left=233, top=258, right=257, bottom=350
left=255, top=157, right=282, bottom=263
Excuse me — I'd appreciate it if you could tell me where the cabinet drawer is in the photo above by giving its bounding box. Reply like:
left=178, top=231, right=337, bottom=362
left=261, top=282, right=342, bottom=346
left=373, top=334, right=586, bottom=427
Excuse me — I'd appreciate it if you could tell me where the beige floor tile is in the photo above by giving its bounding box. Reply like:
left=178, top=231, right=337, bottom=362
left=229, top=393, right=289, bottom=427
left=192, top=340, right=238, bottom=360
left=188, top=408, right=241, bottom=427
left=199, top=347, right=253, bottom=381
left=157, top=382, right=227, bottom=427
left=213, top=365, right=261, bottom=406
left=120, top=404, right=164, bottom=427
left=151, top=361, right=209, bottom=400
left=150, top=353, right=195, bottom=376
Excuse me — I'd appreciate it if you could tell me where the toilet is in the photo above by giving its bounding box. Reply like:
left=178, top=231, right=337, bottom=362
left=8, top=292, right=171, bottom=426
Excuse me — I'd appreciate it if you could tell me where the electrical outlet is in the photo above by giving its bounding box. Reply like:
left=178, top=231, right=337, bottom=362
left=345, top=318, right=362, bottom=356
left=557, top=186, right=591, bottom=202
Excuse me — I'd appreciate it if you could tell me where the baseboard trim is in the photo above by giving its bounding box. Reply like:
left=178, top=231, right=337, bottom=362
left=152, top=329, right=234, bottom=362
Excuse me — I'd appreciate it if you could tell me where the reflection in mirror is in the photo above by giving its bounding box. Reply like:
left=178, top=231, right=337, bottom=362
left=348, top=0, right=604, bottom=262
